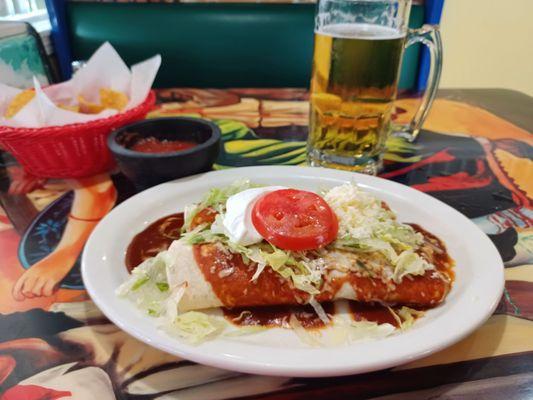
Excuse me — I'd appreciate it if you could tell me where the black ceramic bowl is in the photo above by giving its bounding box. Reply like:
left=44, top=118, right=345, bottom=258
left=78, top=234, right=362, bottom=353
left=108, top=117, right=221, bottom=189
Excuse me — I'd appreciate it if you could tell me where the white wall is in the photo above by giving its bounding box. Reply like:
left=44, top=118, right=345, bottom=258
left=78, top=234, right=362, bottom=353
left=439, top=0, right=533, bottom=96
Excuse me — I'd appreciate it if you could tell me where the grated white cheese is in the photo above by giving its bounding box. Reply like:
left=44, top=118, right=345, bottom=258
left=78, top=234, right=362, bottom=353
left=324, top=183, right=390, bottom=241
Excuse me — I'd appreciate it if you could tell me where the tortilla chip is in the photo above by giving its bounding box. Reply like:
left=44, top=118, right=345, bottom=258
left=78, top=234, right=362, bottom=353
left=78, top=95, right=106, bottom=114
left=99, top=88, right=128, bottom=111
left=58, top=103, right=80, bottom=113
left=4, top=90, right=35, bottom=118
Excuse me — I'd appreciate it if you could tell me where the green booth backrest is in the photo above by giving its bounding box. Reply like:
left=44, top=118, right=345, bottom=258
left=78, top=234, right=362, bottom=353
left=66, top=2, right=423, bottom=89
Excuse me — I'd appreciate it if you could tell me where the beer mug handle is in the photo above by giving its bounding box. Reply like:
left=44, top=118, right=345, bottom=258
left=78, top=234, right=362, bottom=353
left=395, top=24, right=443, bottom=142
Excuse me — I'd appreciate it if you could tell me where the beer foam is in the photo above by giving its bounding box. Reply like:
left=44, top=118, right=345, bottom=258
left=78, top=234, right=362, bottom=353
left=317, top=23, right=404, bottom=40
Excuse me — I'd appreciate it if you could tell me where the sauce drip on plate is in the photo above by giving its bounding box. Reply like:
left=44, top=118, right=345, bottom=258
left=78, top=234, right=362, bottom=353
left=222, top=301, right=407, bottom=329
left=411, top=223, right=455, bottom=281
left=125, top=212, right=184, bottom=272
left=223, top=303, right=335, bottom=329
left=349, top=301, right=400, bottom=327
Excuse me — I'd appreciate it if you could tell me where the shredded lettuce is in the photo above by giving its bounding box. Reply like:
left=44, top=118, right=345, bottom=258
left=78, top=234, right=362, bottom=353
left=183, top=180, right=259, bottom=231
left=397, top=306, right=425, bottom=329
left=309, top=297, right=330, bottom=324
left=392, top=250, right=433, bottom=283
left=182, top=204, right=200, bottom=232
left=258, top=246, right=291, bottom=269
left=131, top=275, right=150, bottom=291
left=288, top=314, right=323, bottom=346
left=375, top=224, right=423, bottom=251
left=162, top=283, right=187, bottom=325
left=166, top=311, right=224, bottom=344
left=387, top=306, right=425, bottom=330
left=347, top=320, right=396, bottom=341
left=287, top=315, right=397, bottom=347
left=119, top=261, right=225, bottom=345
left=387, top=306, right=403, bottom=328
left=200, top=179, right=258, bottom=212
left=180, top=224, right=223, bottom=245
left=246, top=245, right=322, bottom=294
left=116, top=251, right=174, bottom=317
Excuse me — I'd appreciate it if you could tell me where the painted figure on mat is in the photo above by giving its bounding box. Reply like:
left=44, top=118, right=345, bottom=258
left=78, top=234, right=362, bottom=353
left=7, top=173, right=116, bottom=301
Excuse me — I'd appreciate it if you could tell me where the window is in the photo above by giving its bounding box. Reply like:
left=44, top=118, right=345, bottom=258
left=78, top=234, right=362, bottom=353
left=1, top=0, right=46, bottom=19
left=1, top=0, right=52, bottom=54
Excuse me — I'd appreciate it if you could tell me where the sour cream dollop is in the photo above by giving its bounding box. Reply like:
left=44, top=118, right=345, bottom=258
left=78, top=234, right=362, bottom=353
left=222, top=186, right=286, bottom=246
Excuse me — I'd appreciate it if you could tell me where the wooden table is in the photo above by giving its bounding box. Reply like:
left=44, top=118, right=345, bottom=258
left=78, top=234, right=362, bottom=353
left=0, top=88, right=531, bottom=399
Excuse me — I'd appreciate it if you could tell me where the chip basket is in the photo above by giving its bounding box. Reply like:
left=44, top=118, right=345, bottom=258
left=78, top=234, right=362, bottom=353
left=0, top=91, right=156, bottom=179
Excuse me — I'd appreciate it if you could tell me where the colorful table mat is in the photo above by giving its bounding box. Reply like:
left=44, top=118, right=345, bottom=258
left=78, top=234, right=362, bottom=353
left=0, top=88, right=531, bottom=399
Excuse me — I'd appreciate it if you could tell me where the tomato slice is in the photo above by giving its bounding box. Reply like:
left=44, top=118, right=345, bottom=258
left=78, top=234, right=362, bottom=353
left=251, top=189, right=338, bottom=251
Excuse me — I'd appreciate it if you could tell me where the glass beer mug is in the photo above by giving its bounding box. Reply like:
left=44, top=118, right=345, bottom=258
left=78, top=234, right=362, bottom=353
left=307, top=0, right=443, bottom=174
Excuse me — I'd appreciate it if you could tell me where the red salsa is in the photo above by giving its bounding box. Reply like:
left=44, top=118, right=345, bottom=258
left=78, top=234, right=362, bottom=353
left=131, top=137, right=197, bottom=154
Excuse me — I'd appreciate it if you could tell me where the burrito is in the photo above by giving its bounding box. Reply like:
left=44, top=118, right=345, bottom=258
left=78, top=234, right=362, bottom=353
left=167, top=238, right=451, bottom=313
left=150, top=181, right=454, bottom=313
left=117, top=180, right=455, bottom=344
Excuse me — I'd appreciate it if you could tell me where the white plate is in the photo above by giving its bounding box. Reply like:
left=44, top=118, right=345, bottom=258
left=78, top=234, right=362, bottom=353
left=82, top=166, right=504, bottom=377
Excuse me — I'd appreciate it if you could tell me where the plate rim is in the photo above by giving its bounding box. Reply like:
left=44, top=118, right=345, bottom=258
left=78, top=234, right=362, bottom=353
left=82, top=166, right=505, bottom=377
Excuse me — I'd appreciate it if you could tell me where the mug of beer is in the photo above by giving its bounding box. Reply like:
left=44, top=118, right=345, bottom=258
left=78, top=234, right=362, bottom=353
left=307, top=0, right=442, bottom=174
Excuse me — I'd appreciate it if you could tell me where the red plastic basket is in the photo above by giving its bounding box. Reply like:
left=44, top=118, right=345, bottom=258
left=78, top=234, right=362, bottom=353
left=0, top=90, right=156, bottom=178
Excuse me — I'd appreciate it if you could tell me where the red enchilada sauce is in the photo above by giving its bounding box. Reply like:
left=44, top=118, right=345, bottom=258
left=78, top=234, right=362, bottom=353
left=130, top=137, right=197, bottom=153
left=411, top=223, right=455, bottom=281
left=223, top=303, right=335, bottom=329
left=193, top=243, right=309, bottom=308
left=224, top=301, right=404, bottom=329
left=349, top=302, right=400, bottom=327
left=125, top=211, right=453, bottom=329
left=125, top=213, right=184, bottom=272
left=125, top=208, right=215, bottom=271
